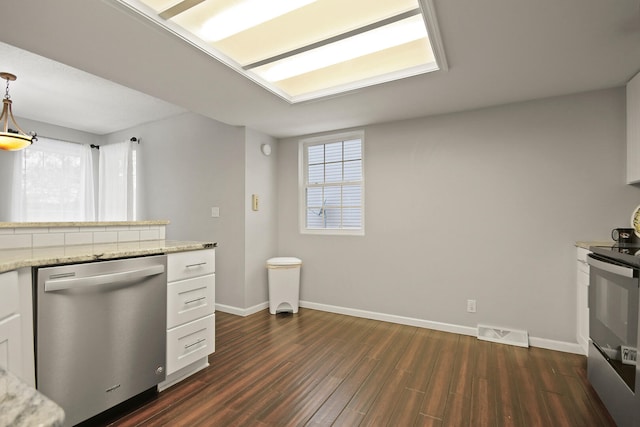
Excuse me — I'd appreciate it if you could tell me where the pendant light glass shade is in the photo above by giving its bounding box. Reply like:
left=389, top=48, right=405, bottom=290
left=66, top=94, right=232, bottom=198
left=0, top=72, right=36, bottom=151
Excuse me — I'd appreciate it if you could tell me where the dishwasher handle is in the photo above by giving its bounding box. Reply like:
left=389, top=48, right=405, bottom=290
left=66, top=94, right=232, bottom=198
left=45, top=264, right=165, bottom=292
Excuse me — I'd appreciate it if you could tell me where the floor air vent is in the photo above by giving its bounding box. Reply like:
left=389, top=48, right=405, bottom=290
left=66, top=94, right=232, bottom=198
left=477, top=324, right=529, bottom=348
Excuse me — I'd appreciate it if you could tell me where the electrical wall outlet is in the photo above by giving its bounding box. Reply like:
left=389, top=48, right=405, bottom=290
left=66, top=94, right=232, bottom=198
left=211, top=207, right=220, bottom=217
left=467, top=299, right=476, bottom=313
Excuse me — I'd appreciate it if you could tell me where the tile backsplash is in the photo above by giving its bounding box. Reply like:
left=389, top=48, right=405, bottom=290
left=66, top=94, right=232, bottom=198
left=0, top=223, right=167, bottom=250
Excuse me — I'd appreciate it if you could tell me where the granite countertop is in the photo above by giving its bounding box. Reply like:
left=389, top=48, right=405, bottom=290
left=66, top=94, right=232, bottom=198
left=0, top=240, right=216, bottom=273
left=575, top=241, right=613, bottom=250
left=0, top=367, right=64, bottom=427
left=0, top=220, right=170, bottom=228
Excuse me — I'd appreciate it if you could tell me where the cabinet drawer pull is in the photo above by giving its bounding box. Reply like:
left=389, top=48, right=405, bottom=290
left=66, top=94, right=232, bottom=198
left=185, top=262, right=206, bottom=269
left=184, top=296, right=206, bottom=305
left=185, top=338, right=206, bottom=349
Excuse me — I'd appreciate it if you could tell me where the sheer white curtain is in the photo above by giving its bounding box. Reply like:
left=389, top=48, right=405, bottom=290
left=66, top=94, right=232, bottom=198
left=98, top=141, right=135, bottom=221
left=11, top=137, right=96, bottom=221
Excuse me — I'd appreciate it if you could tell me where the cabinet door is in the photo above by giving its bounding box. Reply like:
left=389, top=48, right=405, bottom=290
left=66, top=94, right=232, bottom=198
left=627, top=71, right=640, bottom=183
left=0, top=314, right=22, bottom=379
left=0, top=270, right=19, bottom=320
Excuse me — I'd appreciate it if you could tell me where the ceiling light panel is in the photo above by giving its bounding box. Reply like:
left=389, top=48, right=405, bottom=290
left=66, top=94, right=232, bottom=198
left=116, top=0, right=445, bottom=102
left=199, top=0, right=317, bottom=42
left=264, top=39, right=436, bottom=99
left=252, top=15, right=429, bottom=82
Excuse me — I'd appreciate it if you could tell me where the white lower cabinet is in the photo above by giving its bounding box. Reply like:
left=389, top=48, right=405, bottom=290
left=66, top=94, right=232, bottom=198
left=576, top=247, right=590, bottom=355
left=160, top=249, right=215, bottom=391
left=0, top=269, right=33, bottom=384
left=0, top=313, right=22, bottom=377
left=0, top=268, right=34, bottom=386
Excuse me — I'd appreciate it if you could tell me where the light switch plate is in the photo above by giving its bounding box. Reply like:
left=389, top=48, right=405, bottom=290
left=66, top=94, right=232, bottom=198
left=211, top=207, right=220, bottom=217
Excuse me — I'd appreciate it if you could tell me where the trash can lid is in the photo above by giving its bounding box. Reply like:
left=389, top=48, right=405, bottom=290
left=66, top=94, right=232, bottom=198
left=267, top=257, right=302, bottom=266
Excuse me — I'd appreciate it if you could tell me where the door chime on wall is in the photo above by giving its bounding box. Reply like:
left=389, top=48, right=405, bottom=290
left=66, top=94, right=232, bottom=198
left=0, top=72, right=37, bottom=151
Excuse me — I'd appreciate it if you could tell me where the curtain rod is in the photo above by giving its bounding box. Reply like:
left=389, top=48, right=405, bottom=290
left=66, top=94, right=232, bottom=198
left=35, top=135, right=140, bottom=150
left=90, top=137, right=140, bottom=150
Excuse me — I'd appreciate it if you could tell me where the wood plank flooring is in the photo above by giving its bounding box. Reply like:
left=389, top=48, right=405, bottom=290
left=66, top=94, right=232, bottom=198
left=106, top=308, right=615, bottom=427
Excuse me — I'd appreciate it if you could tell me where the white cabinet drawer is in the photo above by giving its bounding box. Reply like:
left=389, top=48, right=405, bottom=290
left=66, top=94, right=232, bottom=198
left=167, top=275, right=215, bottom=329
left=0, top=270, right=19, bottom=321
left=166, top=314, right=215, bottom=375
left=167, top=250, right=215, bottom=282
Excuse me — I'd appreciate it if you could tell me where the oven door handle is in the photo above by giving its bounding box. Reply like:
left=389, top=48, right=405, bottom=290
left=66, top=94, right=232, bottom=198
left=587, top=254, right=635, bottom=278
left=44, top=265, right=165, bottom=292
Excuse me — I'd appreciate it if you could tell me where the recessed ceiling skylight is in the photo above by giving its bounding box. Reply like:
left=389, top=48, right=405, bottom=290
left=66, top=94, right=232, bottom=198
left=114, top=0, right=447, bottom=103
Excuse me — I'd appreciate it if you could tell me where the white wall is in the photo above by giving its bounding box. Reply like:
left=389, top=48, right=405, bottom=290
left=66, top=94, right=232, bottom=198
left=244, top=129, right=278, bottom=309
left=105, top=112, right=248, bottom=309
left=277, top=88, right=640, bottom=344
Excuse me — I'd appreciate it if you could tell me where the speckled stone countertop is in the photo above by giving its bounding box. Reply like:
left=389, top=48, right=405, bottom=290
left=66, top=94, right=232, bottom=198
left=0, top=240, right=216, bottom=273
left=0, top=220, right=170, bottom=228
left=0, top=367, right=64, bottom=427
left=575, top=241, right=613, bottom=250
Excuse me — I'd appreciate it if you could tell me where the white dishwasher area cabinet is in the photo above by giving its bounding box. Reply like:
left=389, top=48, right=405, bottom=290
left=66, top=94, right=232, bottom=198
left=576, top=247, right=590, bottom=356
left=0, top=271, right=22, bottom=378
left=159, top=249, right=215, bottom=391
left=0, top=268, right=34, bottom=387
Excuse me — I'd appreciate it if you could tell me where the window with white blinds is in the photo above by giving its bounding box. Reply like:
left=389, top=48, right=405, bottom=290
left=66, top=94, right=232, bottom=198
left=300, top=131, right=364, bottom=235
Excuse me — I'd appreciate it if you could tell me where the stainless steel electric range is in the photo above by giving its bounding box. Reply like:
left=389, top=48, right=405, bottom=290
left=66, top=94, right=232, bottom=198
left=588, top=244, right=640, bottom=426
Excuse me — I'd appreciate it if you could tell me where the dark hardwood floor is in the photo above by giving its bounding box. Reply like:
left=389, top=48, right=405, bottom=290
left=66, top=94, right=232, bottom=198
left=106, top=308, right=615, bottom=426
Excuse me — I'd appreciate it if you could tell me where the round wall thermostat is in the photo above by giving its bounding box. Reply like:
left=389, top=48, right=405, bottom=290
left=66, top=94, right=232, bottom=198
left=261, top=144, right=272, bottom=156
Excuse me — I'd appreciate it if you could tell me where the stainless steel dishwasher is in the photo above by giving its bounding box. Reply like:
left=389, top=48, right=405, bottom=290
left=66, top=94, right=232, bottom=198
left=34, top=254, right=167, bottom=427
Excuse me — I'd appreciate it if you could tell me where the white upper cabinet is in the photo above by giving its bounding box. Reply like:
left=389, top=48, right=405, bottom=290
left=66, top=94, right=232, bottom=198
left=627, top=71, right=640, bottom=184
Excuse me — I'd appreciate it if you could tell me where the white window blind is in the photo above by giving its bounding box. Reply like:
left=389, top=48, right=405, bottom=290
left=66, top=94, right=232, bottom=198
left=300, top=131, right=364, bottom=235
left=11, top=137, right=96, bottom=222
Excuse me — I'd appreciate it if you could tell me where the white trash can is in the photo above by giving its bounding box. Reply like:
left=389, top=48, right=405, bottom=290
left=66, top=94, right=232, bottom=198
left=267, top=257, right=302, bottom=314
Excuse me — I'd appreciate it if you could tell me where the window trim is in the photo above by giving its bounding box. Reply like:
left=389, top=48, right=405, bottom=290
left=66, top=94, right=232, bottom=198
left=298, top=130, right=365, bottom=236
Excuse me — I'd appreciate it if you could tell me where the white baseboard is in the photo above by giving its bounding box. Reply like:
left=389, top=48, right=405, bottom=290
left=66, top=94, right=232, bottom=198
left=577, top=335, right=589, bottom=356
left=529, top=337, right=583, bottom=355
left=216, top=300, right=583, bottom=355
left=300, top=300, right=477, bottom=337
left=300, top=300, right=583, bottom=355
left=216, top=302, right=268, bottom=317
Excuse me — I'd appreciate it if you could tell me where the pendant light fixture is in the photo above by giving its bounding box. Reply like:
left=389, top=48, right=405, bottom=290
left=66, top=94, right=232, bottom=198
left=0, top=72, right=36, bottom=151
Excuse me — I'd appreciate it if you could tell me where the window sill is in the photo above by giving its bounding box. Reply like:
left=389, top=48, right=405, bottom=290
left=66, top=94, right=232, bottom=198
left=300, top=228, right=364, bottom=236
